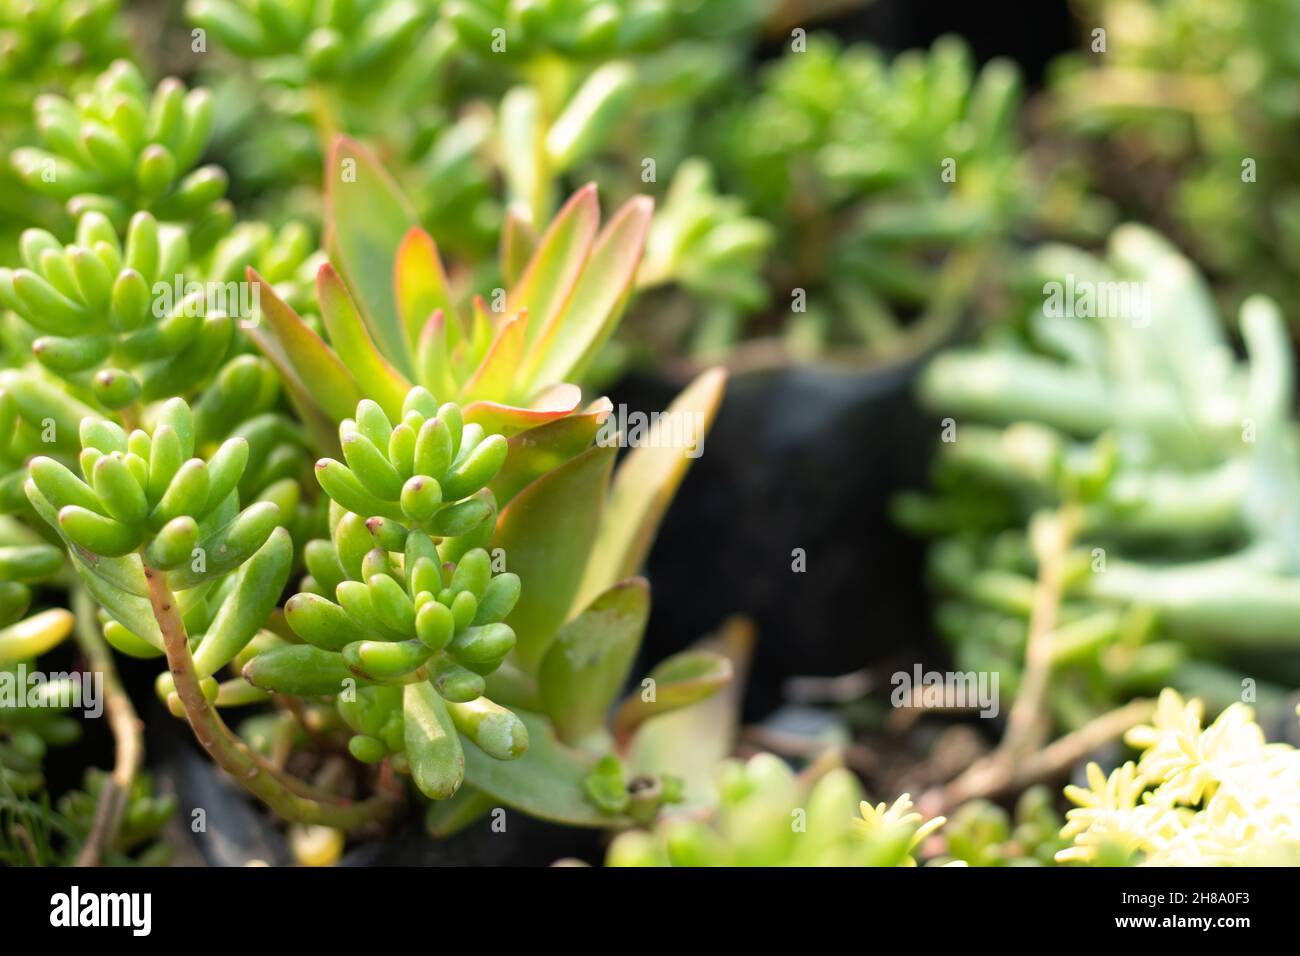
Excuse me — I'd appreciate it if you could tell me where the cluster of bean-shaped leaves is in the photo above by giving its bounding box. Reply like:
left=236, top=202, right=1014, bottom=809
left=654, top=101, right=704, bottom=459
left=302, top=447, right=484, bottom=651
left=443, top=0, right=764, bottom=63
left=12, top=60, right=231, bottom=244
left=0, top=0, right=126, bottom=124
left=187, top=0, right=433, bottom=83
left=243, top=388, right=526, bottom=799
left=0, top=210, right=234, bottom=406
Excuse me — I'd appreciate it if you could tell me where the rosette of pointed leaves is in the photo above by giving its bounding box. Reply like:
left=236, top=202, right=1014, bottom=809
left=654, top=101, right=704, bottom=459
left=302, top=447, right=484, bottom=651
left=241, top=388, right=525, bottom=798
left=23, top=397, right=292, bottom=694
left=246, top=140, right=733, bottom=826
left=246, top=137, right=652, bottom=448
left=605, top=754, right=945, bottom=866
left=11, top=60, right=231, bottom=244
left=0, top=210, right=240, bottom=407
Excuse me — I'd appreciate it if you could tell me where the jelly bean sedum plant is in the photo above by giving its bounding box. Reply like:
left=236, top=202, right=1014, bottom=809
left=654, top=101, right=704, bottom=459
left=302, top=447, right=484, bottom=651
left=0, top=61, right=735, bottom=839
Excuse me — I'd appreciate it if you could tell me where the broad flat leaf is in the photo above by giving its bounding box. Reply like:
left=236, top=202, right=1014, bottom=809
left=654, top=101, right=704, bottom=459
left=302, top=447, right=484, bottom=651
left=573, top=367, right=727, bottom=612
left=494, top=442, right=616, bottom=674
left=628, top=617, right=753, bottom=812
left=612, top=649, right=731, bottom=738
left=508, top=184, right=599, bottom=351
left=463, top=382, right=583, bottom=437
left=463, top=708, right=632, bottom=827
left=489, top=398, right=611, bottom=507
left=325, top=135, right=416, bottom=377
left=521, top=195, right=652, bottom=391
left=394, top=227, right=455, bottom=355
left=245, top=268, right=363, bottom=424
left=460, top=310, right=528, bottom=403
left=316, top=264, right=413, bottom=421
left=538, top=578, right=649, bottom=748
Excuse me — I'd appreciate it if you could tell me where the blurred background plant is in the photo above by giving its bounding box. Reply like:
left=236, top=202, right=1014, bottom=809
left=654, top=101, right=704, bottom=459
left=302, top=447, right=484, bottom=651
left=1047, top=0, right=1300, bottom=327
left=902, top=225, right=1300, bottom=743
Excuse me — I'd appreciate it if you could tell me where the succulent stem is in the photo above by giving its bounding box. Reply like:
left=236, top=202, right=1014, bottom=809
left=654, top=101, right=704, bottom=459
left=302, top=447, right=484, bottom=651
left=143, top=565, right=399, bottom=830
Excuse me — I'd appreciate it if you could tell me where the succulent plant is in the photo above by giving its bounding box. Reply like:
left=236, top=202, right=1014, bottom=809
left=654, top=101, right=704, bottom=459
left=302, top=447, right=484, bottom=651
left=243, top=387, right=530, bottom=798
left=605, top=753, right=947, bottom=866
left=0, top=0, right=127, bottom=125
left=233, top=139, right=736, bottom=826
left=1057, top=689, right=1300, bottom=865
left=1049, top=0, right=1300, bottom=324
left=704, top=34, right=1036, bottom=358
left=902, top=224, right=1300, bottom=733
left=11, top=60, right=232, bottom=248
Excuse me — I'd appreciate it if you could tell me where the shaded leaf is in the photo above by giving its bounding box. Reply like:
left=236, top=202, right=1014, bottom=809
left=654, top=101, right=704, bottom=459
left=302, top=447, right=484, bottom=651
left=489, top=397, right=611, bottom=507
left=494, top=442, right=616, bottom=674
left=538, top=578, right=648, bottom=748
left=627, top=617, right=753, bottom=812
left=612, top=649, right=732, bottom=738
left=573, top=367, right=726, bottom=612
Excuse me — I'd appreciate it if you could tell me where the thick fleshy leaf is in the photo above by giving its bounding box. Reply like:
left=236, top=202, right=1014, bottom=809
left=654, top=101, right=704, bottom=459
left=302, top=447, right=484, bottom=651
left=316, top=264, right=413, bottom=421
left=325, top=135, right=416, bottom=376
left=462, top=708, right=632, bottom=827
left=405, top=680, right=465, bottom=799
left=244, top=268, right=363, bottom=424
left=416, top=309, right=462, bottom=400
left=613, top=649, right=732, bottom=738
left=628, top=617, right=753, bottom=812
left=573, top=367, right=727, bottom=612
left=395, top=227, right=455, bottom=355
left=489, top=398, right=611, bottom=507
left=507, top=184, right=599, bottom=351
left=494, top=442, right=616, bottom=674
left=538, top=578, right=649, bottom=749
left=521, top=195, right=653, bottom=391
left=463, top=382, right=583, bottom=437
left=460, top=309, right=528, bottom=403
